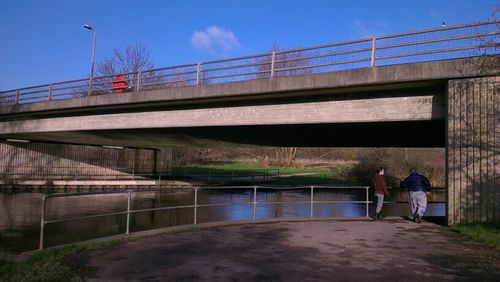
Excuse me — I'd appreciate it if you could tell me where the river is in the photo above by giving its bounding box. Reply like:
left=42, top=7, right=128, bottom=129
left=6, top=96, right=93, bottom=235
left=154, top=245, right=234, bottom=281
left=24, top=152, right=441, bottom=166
left=0, top=187, right=445, bottom=255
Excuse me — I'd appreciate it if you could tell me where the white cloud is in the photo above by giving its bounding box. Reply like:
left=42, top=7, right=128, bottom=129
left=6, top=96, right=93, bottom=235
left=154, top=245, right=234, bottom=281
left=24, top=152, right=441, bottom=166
left=190, top=26, right=240, bottom=55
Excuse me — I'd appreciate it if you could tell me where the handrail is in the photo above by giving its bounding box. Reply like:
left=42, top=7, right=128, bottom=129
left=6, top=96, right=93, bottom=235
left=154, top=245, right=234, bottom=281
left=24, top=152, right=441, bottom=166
left=38, top=185, right=370, bottom=249
left=1, top=20, right=499, bottom=107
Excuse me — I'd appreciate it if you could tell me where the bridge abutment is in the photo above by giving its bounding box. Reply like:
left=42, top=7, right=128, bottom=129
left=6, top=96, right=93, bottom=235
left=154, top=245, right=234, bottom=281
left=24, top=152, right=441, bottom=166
left=447, top=76, right=500, bottom=224
left=0, top=141, right=173, bottom=184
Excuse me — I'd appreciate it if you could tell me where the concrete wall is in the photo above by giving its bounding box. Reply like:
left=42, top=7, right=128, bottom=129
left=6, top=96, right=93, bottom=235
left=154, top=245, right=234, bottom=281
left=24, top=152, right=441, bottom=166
left=0, top=141, right=173, bottom=180
left=447, top=76, right=500, bottom=224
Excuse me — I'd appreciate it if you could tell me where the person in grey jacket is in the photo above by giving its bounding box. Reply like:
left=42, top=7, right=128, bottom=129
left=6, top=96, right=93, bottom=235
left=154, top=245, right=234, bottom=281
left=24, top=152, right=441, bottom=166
left=400, top=169, right=431, bottom=223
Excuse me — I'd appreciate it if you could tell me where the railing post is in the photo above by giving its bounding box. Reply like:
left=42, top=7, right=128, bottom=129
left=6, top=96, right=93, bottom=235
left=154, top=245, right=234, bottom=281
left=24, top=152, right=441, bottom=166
left=310, top=186, right=314, bottom=218
left=194, top=188, right=198, bottom=224
left=126, top=191, right=131, bottom=235
left=136, top=70, right=142, bottom=91
left=87, top=77, right=93, bottom=96
left=48, top=84, right=53, bottom=101
left=270, top=51, right=276, bottom=78
left=196, top=63, right=201, bottom=85
left=370, top=37, right=377, bottom=67
left=253, top=186, right=257, bottom=220
left=366, top=187, right=369, bottom=217
left=39, top=195, right=46, bottom=250
left=15, top=89, right=20, bottom=104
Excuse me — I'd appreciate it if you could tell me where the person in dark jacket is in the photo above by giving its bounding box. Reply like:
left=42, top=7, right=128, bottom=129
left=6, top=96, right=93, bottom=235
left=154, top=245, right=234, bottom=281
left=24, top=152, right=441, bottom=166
left=400, top=169, right=431, bottom=223
left=372, top=167, right=389, bottom=220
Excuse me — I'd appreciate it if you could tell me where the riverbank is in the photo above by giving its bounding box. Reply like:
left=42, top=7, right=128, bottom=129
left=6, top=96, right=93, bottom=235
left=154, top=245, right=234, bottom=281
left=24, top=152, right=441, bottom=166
left=3, top=218, right=498, bottom=281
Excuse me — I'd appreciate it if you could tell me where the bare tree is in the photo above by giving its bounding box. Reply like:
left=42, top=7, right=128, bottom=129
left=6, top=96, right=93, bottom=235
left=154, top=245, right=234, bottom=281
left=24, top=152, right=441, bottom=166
left=273, top=147, right=298, bottom=166
left=474, top=5, right=500, bottom=74
left=256, top=44, right=312, bottom=79
left=97, top=42, right=154, bottom=76
left=93, top=42, right=170, bottom=93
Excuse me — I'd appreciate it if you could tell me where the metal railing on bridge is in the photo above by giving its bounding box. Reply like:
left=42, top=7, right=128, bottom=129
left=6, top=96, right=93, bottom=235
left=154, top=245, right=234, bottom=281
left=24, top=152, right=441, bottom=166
left=1, top=20, right=499, bottom=107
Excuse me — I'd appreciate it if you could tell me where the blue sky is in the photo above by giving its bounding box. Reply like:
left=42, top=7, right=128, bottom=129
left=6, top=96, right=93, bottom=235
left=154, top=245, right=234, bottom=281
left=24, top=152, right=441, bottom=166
left=0, top=0, right=498, bottom=90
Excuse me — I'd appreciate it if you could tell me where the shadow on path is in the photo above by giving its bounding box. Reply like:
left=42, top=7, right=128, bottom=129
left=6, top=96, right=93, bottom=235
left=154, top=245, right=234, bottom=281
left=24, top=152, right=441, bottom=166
left=75, top=219, right=500, bottom=281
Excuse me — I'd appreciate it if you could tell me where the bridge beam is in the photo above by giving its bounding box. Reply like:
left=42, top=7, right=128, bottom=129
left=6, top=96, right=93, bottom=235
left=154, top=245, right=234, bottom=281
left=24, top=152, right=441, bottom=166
left=0, top=95, right=443, bottom=134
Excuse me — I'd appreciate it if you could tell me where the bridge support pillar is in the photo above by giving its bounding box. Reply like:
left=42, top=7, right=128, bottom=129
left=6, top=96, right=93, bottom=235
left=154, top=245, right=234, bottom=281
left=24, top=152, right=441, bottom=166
left=447, top=76, right=499, bottom=225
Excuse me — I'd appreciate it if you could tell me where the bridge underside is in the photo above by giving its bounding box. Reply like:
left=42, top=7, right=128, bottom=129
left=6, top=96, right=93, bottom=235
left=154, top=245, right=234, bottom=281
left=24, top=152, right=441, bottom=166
left=3, top=120, right=445, bottom=148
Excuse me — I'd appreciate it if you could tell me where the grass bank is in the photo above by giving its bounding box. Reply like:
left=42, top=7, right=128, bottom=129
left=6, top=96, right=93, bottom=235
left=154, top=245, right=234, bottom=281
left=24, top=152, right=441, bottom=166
left=451, top=224, right=500, bottom=250
left=171, top=162, right=355, bottom=185
left=0, top=242, right=115, bottom=282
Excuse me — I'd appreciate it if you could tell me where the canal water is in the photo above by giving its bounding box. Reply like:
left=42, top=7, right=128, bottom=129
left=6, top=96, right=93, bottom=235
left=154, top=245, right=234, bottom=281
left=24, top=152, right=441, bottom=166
left=0, top=187, right=445, bottom=255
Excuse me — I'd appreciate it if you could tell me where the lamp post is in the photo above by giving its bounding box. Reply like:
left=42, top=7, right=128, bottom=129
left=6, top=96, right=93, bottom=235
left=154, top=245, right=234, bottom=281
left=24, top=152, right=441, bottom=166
left=83, top=24, right=96, bottom=96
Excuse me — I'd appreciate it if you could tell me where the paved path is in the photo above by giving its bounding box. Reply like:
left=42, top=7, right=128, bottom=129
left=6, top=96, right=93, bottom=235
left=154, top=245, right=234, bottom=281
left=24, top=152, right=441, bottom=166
left=75, top=218, right=500, bottom=281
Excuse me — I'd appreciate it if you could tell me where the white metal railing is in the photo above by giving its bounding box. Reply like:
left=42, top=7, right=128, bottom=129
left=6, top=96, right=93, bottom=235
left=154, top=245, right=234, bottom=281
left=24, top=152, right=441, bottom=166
left=38, top=185, right=370, bottom=249
left=0, top=20, right=498, bottom=107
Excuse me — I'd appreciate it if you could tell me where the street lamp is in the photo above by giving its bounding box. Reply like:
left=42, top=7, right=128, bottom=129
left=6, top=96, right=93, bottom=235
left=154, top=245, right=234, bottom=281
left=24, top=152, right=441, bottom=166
left=83, top=24, right=96, bottom=95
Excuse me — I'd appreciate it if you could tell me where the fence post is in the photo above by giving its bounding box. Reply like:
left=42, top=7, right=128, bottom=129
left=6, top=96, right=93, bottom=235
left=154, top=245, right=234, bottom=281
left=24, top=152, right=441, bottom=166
left=366, top=187, right=369, bottom=217
left=196, top=63, right=201, bottom=85
left=48, top=84, right=53, bottom=101
left=194, top=188, right=198, bottom=224
left=39, top=195, right=46, bottom=250
left=370, top=37, right=377, bottom=67
left=270, top=51, right=276, bottom=78
left=253, top=186, right=257, bottom=220
left=310, top=186, right=314, bottom=218
left=87, top=77, right=93, bottom=96
left=136, top=70, right=142, bottom=91
left=126, top=191, right=131, bottom=234
left=15, top=89, right=20, bottom=104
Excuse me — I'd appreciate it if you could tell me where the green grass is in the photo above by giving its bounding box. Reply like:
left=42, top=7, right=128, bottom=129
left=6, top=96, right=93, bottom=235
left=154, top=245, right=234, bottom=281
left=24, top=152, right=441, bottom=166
left=451, top=224, right=500, bottom=250
left=171, top=162, right=279, bottom=177
left=171, top=162, right=355, bottom=185
left=0, top=243, right=108, bottom=282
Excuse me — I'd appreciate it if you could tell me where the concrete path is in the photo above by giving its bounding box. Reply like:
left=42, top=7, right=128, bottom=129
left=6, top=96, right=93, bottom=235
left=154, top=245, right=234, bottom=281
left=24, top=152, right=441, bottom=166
left=75, top=218, right=500, bottom=281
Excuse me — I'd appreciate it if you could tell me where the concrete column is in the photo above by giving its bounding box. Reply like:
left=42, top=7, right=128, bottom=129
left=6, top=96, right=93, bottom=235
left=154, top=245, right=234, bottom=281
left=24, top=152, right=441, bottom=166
left=158, top=148, right=173, bottom=176
left=152, top=149, right=159, bottom=176
left=447, top=77, right=499, bottom=225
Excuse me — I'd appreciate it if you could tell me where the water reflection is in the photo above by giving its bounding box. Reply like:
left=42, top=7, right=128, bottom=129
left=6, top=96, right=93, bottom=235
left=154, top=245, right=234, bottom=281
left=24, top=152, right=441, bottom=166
left=0, top=188, right=445, bottom=255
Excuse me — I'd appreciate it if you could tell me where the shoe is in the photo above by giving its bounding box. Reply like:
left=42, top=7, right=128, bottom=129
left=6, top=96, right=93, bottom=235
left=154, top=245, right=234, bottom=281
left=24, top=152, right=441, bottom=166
left=414, top=214, right=422, bottom=223
left=376, top=213, right=383, bottom=220
left=373, top=213, right=379, bottom=221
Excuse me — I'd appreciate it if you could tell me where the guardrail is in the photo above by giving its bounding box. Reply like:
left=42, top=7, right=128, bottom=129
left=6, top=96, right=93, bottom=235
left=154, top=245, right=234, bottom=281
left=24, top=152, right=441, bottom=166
left=38, top=185, right=370, bottom=249
left=1, top=20, right=498, bottom=107
left=0, top=166, right=276, bottom=182
left=172, top=167, right=280, bottom=182
left=0, top=166, right=166, bottom=180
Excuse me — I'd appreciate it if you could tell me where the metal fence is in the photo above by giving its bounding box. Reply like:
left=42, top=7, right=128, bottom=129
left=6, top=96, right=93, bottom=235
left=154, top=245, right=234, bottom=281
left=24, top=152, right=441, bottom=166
left=38, top=185, right=370, bottom=249
left=1, top=21, right=498, bottom=107
left=172, top=167, right=280, bottom=182
left=0, top=166, right=164, bottom=180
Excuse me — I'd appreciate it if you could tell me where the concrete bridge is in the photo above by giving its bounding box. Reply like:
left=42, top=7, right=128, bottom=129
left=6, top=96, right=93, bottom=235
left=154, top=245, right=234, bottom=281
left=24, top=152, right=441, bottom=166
left=0, top=57, right=495, bottom=148
left=0, top=21, right=499, bottom=224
